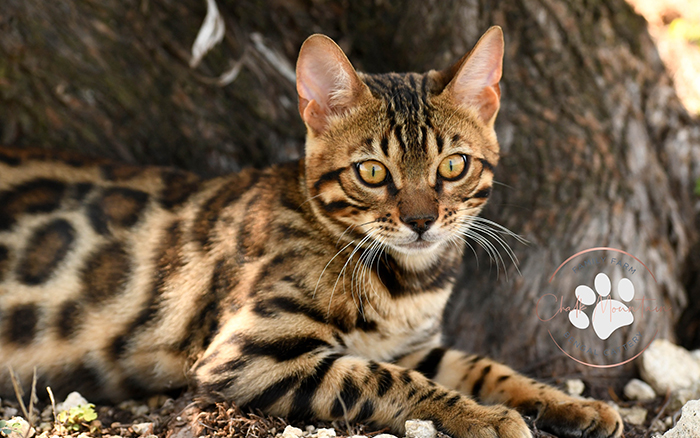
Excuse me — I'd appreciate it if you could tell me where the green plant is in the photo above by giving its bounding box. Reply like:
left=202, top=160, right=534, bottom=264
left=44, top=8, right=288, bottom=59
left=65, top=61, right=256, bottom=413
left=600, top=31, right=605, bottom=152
left=0, top=419, right=21, bottom=436
left=669, top=18, right=700, bottom=45
left=57, top=404, right=98, bottom=432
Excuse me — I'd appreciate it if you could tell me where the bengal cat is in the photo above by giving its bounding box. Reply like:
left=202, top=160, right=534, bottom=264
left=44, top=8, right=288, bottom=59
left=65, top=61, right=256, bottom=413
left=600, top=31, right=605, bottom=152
left=0, top=27, right=622, bottom=438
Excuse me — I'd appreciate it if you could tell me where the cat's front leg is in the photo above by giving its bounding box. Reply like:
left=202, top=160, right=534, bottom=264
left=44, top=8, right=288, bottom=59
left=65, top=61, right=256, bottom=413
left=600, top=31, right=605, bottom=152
left=397, top=347, right=623, bottom=438
left=192, top=327, right=530, bottom=438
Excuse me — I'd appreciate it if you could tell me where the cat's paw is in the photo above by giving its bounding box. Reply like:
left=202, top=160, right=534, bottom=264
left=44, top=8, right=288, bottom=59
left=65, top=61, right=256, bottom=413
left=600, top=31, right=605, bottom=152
left=535, top=398, right=622, bottom=438
left=453, top=405, right=531, bottom=438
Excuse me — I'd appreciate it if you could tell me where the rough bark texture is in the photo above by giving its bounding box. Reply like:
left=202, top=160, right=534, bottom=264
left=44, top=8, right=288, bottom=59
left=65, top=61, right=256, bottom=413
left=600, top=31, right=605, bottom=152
left=1, top=0, right=699, bottom=385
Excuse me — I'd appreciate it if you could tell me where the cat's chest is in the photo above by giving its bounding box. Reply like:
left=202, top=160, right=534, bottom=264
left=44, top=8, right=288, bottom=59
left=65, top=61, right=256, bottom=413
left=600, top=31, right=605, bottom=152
left=339, top=289, right=451, bottom=361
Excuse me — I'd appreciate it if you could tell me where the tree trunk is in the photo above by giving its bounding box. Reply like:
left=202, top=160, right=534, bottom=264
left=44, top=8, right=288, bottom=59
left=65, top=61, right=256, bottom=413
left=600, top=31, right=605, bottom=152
left=2, top=0, right=698, bottom=388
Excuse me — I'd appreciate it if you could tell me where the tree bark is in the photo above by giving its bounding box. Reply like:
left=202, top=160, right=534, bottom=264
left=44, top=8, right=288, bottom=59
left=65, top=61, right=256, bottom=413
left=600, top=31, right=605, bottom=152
left=1, top=0, right=698, bottom=387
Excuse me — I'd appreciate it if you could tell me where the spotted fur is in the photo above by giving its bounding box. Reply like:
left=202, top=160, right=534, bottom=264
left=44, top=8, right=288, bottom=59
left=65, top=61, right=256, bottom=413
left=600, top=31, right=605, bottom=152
left=0, top=28, right=621, bottom=438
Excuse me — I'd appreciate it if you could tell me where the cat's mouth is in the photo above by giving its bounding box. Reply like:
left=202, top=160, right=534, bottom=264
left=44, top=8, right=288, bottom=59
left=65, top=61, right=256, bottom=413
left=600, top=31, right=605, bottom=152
left=402, top=240, right=433, bottom=249
left=395, top=236, right=438, bottom=251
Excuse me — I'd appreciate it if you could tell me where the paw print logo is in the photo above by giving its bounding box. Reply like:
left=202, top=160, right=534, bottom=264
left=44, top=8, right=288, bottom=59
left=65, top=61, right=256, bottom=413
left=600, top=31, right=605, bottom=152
left=568, top=273, right=635, bottom=340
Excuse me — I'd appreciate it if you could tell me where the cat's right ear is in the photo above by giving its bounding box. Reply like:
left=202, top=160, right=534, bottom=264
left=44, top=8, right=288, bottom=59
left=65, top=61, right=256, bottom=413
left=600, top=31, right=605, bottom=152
left=296, top=35, right=366, bottom=134
left=443, top=26, right=504, bottom=127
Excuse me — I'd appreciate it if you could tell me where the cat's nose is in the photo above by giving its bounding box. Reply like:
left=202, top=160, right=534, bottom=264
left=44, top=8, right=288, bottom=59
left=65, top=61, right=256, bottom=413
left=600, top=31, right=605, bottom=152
left=400, top=214, right=437, bottom=234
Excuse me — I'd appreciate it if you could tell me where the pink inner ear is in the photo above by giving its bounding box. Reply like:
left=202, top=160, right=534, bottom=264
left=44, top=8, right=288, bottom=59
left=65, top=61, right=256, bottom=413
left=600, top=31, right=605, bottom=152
left=296, top=35, right=361, bottom=133
left=476, top=87, right=500, bottom=124
left=302, top=99, right=327, bottom=133
left=448, top=28, right=504, bottom=124
left=298, top=56, right=342, bottom=112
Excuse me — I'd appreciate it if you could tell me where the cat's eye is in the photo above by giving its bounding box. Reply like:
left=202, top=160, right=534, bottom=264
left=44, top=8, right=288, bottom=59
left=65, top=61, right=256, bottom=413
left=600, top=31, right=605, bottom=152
left=356, top=160, right=388, bottom=186
left=438, top=154, right=468, bottom=180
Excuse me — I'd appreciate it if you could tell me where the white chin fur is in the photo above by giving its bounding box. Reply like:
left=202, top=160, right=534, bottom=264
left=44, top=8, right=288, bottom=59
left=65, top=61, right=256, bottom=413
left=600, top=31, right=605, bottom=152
left=388, top=240, right=447, bottom=271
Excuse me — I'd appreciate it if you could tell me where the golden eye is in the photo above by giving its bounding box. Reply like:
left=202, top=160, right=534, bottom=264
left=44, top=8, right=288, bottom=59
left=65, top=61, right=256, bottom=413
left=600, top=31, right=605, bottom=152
left=438, top=154, right=468, bottom=180
left=356, top=160, right=388, bottom=186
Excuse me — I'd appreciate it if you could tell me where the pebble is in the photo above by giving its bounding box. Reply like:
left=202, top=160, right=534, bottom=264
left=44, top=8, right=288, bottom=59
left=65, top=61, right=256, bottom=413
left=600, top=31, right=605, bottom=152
left=404, top=420, right=437, bottom=438
left=131, top=422, right=154, bottom=436
left=662, top=400, right=700, bottom=438
left=55, top=391, right=89, bottom=412
left=623, top=378, right=656, bottom=401
left=281, top=425, right=304, bottom=438
left=640, top=340, right=700, bottom=393
left=618, top=406, right=647, bottom=425
left=650, top=419, right=668, bottom=434
left=564, top=379, right=585, bottom=396
left=668, top=380, right=700, bottom=411
left=374, top=434, right=399, bottom=438
left=313, top=428, right=336, bottom=438
left=117, top=400, right=150, bottom=417
left=2, top=407, right=18, bottom=418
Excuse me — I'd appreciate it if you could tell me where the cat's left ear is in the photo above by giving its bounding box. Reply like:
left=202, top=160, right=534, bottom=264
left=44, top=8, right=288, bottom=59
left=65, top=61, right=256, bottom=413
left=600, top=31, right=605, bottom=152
left=444, top=26, right=504, bottom=127
left=296, top=34, right=367, bottom=134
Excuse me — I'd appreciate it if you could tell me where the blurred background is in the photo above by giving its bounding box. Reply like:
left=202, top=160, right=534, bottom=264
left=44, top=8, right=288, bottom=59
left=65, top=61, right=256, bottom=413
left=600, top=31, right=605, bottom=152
left=1, top=0, right=700, bottom=390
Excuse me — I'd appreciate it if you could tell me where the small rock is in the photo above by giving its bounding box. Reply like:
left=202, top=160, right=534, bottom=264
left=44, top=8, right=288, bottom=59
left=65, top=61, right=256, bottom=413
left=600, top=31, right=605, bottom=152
left=56, top=391, right=89, bottom=412
left=624, top=378, right=656, bottom=401
left=618, top=406, right=647, bottom=425
left=306, top=425, right=316, bottom=433
left=349, top=436, right=368, bottom=438
left=668, top=380, right=700, bottom=411
left=313, top=428, right=336, bottom=438
left=281, top=425, right=304, bottom=438
left=565, top=379, right=585, bottom=396
left=36, top=421, right=54, bottom=432
left=5, top=416, right=35, bottom=438
left=650, top=419, right=669, bottom=433
left=374, top=434, right=399, bottom=438
left=404, top=420, right=437, bottom=438
left=691, top=349, right=700, bottom=362
left=117, top=400, right=149, bottom=417
left=640, top=340, right=700, bottom=393
left=3, top=407, right=18, bottom=418
left=132, top=422, right=154, bottom=436
left=146, top=395, right=170, bottom=410
left=662, top=400, right=700, bottom=437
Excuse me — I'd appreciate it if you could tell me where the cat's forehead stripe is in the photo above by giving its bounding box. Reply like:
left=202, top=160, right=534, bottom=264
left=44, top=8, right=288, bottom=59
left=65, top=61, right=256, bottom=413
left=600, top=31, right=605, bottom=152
left=361, top=72, right=443, bottom=165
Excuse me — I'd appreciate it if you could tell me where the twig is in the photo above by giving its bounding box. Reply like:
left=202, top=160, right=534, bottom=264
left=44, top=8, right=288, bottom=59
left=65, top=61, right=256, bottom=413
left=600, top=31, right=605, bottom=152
left=645, top=389, right=672, bottom=438
left=28, top=368, right=38, bottom=424
left=46, top=387, right=58, bottom=424
left=8, top=367, right=38, bottom=438
left=8, top=367, right=28, bottom=420
left=607, top=386, right=622, bottom=404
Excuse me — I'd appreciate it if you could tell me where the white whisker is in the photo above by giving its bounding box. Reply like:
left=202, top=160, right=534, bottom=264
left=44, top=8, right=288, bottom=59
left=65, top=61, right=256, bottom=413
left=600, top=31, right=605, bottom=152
left=314, top=239, right=356, bottom=299
left=330, top=229, right=377, bottom=316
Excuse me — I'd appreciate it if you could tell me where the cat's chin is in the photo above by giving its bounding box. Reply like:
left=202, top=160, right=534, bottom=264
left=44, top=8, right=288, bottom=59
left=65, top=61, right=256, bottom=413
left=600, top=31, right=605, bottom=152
left=388, top=239, right=447, bottom=271
left=398, top=240, right=435, bottom=250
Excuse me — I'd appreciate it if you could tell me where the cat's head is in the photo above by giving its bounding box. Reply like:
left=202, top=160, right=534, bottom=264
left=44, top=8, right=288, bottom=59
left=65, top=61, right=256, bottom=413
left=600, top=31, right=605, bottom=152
left=296, top=27, right=503, bottom=270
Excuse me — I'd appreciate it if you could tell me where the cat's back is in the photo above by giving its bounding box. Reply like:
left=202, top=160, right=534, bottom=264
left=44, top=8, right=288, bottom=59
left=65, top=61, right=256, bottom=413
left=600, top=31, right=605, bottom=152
left=0, top=146, right=307, bottom=401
